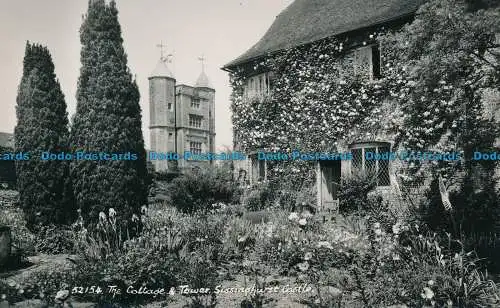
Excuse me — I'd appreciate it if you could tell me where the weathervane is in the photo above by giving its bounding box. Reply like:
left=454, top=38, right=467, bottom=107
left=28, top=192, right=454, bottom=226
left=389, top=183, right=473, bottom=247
left=157, top=41, right=173, bottom=63
left=198, top=54, right=206, bottom=72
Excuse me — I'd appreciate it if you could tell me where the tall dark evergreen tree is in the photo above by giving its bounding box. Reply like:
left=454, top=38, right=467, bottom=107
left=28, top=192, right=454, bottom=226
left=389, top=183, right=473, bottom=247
left=15, top=42, right=75, bottom=230
left=70, top=0, right=148, bottom=227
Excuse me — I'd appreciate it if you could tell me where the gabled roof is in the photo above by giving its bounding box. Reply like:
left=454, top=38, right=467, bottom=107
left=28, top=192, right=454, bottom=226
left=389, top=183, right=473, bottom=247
left=223, top=0, right=426, bottom=70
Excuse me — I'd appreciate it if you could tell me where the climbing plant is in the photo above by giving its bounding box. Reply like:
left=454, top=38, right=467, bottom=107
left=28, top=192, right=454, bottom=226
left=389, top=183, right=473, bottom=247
left=230, top=29, right=408, bottom=181
left=230, top=0, right=500, bottom=185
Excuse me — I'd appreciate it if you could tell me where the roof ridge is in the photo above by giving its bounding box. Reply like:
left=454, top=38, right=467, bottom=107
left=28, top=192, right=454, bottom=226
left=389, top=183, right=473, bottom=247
left=223, top=0, right=425, bottom=70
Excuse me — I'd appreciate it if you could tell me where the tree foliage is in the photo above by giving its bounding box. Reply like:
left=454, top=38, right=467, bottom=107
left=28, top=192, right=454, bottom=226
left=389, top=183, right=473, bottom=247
left=15, top=42, right=74, bottom=229
left=70, top=0, right=148, bottom=227
left=394, top=0, right=500, bottom=166
left=390, top=0, right=500, bottom=234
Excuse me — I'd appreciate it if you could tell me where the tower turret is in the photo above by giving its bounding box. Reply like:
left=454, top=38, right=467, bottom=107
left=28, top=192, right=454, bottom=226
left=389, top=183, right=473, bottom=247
left=194, top=55, right=216, bottom=155
left=149, top=55, right=176, bottom=172
left=194, top=55, right=214, bottom=89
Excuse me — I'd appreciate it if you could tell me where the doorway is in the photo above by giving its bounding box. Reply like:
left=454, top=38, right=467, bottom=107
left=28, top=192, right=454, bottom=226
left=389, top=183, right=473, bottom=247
left=318, top=160, right=341, bottom=212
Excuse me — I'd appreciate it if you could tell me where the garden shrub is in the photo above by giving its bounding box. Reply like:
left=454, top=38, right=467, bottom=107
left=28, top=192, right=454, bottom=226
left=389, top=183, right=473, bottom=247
left=241, top=188, right=267, bottom=211
left=421, top=168, right=500, bottom=273
left=185, top=213, right=227, bottom=263
left=390, top=228, right=499, bottom=307
left=294, top=182, right=317, bottom=213
left=240, top=176, right=317, bottom=212
left=177, top=252, right=219, bottom=307
left=168, top=167, right=241, bottom=213
left=463, top=232, right=500, bottom=274
left=339, top=222, right=500, bottom=307
left=35, top=225, right=75, bottom=254
left=270, top=175, right=317, bottom=212
left=0, top=277, right=43, bottom=305
left=155, top=169, right=181, bottom=182
left=222, top=218, right=258, bottom=263
left=0, top=199, right=36, bottom=256
left=422, top=169, right=500, bottom=235
left=253, top=211, right=323, bottom=275
left=211, top=201, right=245, bottom=217
left=338, top=172, right=377, bottom=214
left=240, top=180, right=279, bottom=211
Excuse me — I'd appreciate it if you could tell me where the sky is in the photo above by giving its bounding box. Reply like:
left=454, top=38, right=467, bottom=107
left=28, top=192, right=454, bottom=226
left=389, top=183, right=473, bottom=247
left=0, top=0, right=294, bottom=150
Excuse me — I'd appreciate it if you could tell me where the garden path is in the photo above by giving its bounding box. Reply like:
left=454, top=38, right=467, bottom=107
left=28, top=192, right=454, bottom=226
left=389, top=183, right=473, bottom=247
left=0, top=254, right=76, bottom=286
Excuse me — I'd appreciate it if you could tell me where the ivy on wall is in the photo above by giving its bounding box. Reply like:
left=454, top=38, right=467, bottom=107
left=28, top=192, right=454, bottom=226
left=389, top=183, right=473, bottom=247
left=233, top=34, right=385, bottom=152
left=229, top=30, right=411, bottom=180
left=230, top=0, right=500, bottom=185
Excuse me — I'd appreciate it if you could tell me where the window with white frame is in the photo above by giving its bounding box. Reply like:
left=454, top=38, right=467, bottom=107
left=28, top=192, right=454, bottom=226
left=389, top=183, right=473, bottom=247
left=350, top=141, right=390, bottom=186
left=190, top=141, right=202, bottom=154
left=189, top=114, right=202, bottom=128
left=244, top=72, right=272, bottom=98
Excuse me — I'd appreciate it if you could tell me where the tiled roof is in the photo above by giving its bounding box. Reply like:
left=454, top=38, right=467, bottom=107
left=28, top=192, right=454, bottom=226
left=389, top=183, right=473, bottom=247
left=223, top=0, right=426, bottom=70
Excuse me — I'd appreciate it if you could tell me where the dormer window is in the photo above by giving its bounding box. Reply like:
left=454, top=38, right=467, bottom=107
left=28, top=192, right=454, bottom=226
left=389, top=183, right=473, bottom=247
left=244, top=72, right=272, bottom=98
left=353, top=43, right=382, bottom=80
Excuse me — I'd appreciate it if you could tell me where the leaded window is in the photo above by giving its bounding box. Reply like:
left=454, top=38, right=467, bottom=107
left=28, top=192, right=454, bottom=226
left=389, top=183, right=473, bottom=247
left=349, top=142, right=391, bottom=186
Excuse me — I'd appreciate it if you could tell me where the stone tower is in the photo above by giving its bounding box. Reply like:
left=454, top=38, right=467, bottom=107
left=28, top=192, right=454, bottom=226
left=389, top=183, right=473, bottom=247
left=148, top=58, right=176, bottom=172
left=149, top=53, right=216, bottom=172
left=194, top=66, right=216, bottom=155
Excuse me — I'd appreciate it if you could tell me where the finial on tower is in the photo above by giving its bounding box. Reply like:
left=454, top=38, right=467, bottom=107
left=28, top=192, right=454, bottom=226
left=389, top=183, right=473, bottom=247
left=150, top=42, right=175, bottom=79
left=195, top=54, right=213, bottom=89
left=156, top=41, right=173, bottom=63
left=198, top=54, right=206, bottom=72
left=156, top=41, right=167, bottom=60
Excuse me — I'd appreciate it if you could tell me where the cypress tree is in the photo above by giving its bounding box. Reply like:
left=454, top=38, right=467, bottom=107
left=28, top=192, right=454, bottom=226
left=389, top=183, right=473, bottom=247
left=15, top=42, right=75, bottom=230
left=70, top=0, right=148, bottom=227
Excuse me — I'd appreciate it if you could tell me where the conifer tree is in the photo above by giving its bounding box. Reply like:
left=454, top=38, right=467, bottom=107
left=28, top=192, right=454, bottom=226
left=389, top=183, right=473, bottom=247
left=15, top=42, right=74, bottom=230
left=70, top=0, right=148, bottom=226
